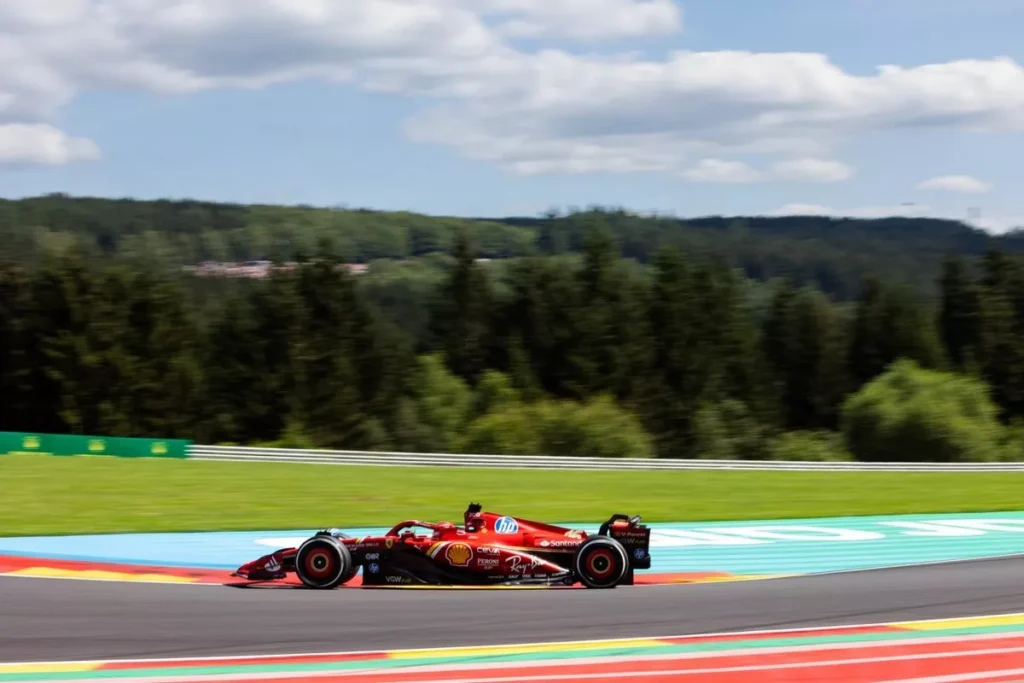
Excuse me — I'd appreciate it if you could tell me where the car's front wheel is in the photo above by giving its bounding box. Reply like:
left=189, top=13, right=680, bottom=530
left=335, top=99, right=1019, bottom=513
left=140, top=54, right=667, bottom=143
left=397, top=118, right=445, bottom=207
left=573, top=536, right=629, bottom=589
left=294, top=535, right=353, bottom=589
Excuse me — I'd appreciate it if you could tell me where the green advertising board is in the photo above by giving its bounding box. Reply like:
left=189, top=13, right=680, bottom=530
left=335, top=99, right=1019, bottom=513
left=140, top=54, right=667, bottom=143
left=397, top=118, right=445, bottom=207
left=0, top=432, right=50, bottom=456
left=0, top=432, right=190, bottom=459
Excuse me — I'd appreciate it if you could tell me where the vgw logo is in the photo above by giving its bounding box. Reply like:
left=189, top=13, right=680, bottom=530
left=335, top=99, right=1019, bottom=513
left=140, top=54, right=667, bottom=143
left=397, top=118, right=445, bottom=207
left=495, top=516, right=519, bottom=534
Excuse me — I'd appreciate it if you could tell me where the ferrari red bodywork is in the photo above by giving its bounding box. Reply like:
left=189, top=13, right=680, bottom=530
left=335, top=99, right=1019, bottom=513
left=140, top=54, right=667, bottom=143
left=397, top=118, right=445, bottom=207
left=232, top=503, right=651, bottom=589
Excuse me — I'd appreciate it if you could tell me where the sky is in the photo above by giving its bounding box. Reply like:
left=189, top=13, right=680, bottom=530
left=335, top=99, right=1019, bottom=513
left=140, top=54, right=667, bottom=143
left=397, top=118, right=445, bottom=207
left=2, top=0, right=1024, bottom=232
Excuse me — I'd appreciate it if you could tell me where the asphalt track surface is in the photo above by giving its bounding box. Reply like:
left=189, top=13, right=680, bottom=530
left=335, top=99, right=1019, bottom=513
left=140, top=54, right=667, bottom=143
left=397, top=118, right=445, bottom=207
left=4, top=556, right=1024, bottom=663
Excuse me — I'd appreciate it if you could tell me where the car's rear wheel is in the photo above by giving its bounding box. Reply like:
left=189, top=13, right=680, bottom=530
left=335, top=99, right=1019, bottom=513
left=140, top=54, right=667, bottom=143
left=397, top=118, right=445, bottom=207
left=573, top=536, right=628, bottom=589
left=294, top=536, right=353, bottom=589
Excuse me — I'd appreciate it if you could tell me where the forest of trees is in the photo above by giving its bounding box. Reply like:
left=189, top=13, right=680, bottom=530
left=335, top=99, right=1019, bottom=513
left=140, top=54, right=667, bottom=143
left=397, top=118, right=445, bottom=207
left=4, top=194, right=1024, bottom=462
left=4, top=193, right=1024, bottom=301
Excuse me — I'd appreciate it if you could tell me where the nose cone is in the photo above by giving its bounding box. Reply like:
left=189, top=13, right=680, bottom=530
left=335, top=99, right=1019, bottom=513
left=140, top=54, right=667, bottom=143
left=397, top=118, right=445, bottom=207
left=234, top=553, right=285, bottom=580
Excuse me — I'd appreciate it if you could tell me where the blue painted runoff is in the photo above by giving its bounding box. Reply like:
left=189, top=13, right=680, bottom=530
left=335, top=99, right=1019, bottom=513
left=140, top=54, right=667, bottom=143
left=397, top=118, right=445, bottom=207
left=1, top=512, right=1023, bottom=576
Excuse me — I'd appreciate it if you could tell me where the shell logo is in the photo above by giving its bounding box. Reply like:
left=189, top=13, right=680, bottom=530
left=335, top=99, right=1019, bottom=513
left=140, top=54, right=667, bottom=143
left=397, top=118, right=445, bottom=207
left=445, top=543, right=473, bottom=567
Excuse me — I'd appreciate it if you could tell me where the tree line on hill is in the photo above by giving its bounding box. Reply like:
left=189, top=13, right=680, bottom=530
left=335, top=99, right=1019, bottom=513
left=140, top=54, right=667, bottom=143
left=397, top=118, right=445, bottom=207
left=3, top=224, right=1024, bottom=462
left=4, top=194, right=1024, bottom=302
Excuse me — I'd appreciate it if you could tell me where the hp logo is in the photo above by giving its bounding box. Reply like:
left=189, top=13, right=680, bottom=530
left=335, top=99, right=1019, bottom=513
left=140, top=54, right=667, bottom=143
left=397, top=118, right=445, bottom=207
left=368, top=563, right=379, bottom=574
left=494, top=516, right=519, bottom=534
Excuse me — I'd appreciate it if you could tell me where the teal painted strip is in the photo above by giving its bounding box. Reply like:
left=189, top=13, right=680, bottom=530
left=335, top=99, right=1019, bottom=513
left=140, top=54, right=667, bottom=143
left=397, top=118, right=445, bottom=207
left=0, top=660, right=409, bottom=682
left=645, top=512, right=1024, bottom=575
left=1, top=512, right=1024, bottom=575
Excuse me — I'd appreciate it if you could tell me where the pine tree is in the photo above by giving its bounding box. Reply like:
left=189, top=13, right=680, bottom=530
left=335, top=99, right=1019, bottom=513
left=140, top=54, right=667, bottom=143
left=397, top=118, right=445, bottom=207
left=33, top=250, right=130, bottom=435
left=763, top=284, right=850, bottom=430
left=494, top=256, right=579, bottom=397
left=939, top=255, right=979, bottom=370
left=974, top=248, right=1024, bottom=418
left=0, top=266, right=39, bottom=431
left=635, top=249, right=767, bottom=457
left=848, top=277, right=887, bottom=386
left=567, top=227, right=650, bottom=400
left=289, top=242, right=364, bottom=447
left=761, top=280, right=799, bottom=426
left=639, top=247, right=701, bottom=456
left=430, top=232, right=493, bottom=383
left=849, top=277, right=943, bottom=388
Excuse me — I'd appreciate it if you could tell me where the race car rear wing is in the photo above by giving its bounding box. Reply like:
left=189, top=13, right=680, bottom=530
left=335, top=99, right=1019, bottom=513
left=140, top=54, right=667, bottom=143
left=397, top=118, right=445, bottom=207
left=600, top=513, right=651, bottom=570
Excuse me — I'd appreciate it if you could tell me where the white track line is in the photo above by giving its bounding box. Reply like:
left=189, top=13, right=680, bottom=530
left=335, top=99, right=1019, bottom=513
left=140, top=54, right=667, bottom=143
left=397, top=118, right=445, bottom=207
left=6, top=610, right=1024, bottom=668
left=878, top=668, right=1024, bottom=683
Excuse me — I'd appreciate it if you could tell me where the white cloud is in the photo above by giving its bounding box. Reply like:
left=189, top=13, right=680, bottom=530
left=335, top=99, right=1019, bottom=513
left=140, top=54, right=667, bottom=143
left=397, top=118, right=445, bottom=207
left=679, top=157, right=852, bottom=184
left=0, top=123, right=100, bottom=168
left=0, top=1, right=505, bottom=100
left=406, top=50, right=1024, bottom=176
left=479, top=0, right=683, bottom=41
left=1, top=1, right=1024, bottom=177
left=916, top=174, right=991, bottom=193
left=0, top=0, right=511, bottom=165
left=681, top=159, right=762, bottom=183
left=772, top=158, right=854, bottom=183
left=767, top=202, right=935, bottom=220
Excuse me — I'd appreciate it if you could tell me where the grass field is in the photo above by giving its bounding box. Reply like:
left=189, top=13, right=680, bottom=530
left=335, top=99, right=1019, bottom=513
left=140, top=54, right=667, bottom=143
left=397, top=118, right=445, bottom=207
left=2, top=454, right=1024, bottom=536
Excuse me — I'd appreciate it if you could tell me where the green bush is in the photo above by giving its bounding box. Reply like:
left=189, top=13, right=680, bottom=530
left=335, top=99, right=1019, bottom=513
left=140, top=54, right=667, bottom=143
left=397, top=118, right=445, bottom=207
left=459, top=406, right=542, bottom=456
left=412, top=354, right=474, bottom=451
left=998, top=417, right=1024, bottom=461
left=691, top=399, right=773, bottom=460
left=458, top=394, right=654, bottom=458
left=768, top=430, right=852, bottom=461
left=840, top=359, right=1007, bottom=462
left=471, top=370, right=521, bottom=418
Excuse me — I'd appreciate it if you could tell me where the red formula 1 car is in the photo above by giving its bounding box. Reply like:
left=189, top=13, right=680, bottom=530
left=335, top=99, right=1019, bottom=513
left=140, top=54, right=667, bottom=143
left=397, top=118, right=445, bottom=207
left=232, top=503, right=651, bottom=589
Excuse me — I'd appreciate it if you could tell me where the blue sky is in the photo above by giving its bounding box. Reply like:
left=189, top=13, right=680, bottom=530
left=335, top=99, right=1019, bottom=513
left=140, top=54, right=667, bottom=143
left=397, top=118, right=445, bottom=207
left=1, top=0, right=1023, bottom=231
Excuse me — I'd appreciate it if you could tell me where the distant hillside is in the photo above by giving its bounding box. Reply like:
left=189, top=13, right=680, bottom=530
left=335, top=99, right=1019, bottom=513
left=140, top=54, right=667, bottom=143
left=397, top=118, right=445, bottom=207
left=492, top=211, right=1024, bottom=300
left=2, top=193, right=1020, bottom=300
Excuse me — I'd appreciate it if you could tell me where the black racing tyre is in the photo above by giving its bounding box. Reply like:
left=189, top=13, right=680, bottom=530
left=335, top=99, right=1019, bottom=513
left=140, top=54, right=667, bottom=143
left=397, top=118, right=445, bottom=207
left=573, top=536, right=629, bottom=589
left=338, top=564, right=359, bottom=585
left=294, top=536, right=353, bottom=589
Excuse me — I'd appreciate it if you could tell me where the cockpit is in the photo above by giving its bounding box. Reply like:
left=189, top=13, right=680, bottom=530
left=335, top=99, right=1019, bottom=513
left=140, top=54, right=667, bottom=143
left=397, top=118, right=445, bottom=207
left=385, top=520, right=463, bottom=541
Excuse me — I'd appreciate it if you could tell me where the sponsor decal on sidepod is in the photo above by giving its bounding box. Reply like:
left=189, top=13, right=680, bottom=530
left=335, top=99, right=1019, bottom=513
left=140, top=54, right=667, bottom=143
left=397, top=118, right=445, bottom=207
left=495, top=516, right=519, bottom=534
left=445, top=543, right=473, bottom=567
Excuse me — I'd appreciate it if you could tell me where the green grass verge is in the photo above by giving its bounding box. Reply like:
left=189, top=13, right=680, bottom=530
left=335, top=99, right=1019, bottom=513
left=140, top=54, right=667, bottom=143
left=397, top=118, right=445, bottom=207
left=2, top=454, right=1024, bottom=536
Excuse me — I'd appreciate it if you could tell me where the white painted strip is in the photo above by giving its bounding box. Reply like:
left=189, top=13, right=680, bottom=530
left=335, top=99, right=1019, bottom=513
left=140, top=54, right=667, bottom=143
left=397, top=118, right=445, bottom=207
left=349, top=646, right=1024, bottom=682
left=6, top=609, right=1024, bottom=668
left=878, top=667, right=1024, bottom=683
left=187, top=445, right=1024, bottom=472
left=327, top=645, right=1024, bottom=683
